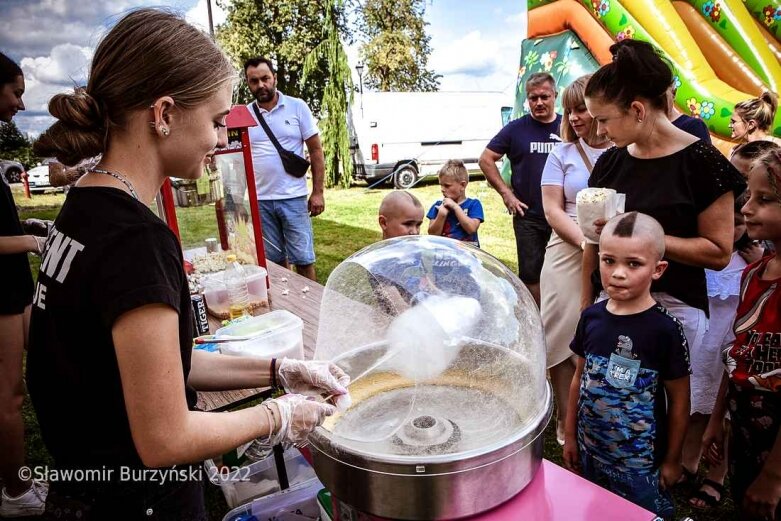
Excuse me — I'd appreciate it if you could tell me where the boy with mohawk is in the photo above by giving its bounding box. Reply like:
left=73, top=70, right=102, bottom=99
left=564, top=211, right=691, bottom=519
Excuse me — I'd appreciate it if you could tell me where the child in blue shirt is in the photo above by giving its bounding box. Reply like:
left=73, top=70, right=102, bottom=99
left=427, top=160, right=484, bottom=247
left=563, top=212, right=691, bottom=519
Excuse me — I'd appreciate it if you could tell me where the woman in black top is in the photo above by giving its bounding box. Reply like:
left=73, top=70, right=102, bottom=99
left=0, top=52, right=50, bottom=517
left=581, top=40, right=745, bottom=503
left=27, top=10, right=348, bottom=519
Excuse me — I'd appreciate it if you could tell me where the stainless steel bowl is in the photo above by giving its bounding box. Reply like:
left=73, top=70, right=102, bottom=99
left=308, top=341, right=552, bottom=520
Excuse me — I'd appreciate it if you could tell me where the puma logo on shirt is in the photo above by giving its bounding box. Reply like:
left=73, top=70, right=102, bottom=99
left=530, top=142, right=557, bottom=153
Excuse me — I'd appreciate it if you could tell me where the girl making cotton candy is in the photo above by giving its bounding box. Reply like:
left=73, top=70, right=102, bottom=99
left=26, top=9, right=348, bottom=519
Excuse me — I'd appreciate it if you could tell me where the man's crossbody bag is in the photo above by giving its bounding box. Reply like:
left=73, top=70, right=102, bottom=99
left=252, top=103, right=310, bottom=178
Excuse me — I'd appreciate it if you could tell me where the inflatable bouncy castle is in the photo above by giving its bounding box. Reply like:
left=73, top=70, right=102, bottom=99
left=514, top=0, right=781, bottom=154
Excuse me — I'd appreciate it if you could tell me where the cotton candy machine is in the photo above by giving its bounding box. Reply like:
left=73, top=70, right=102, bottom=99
left=308, top=237, right=551, bottom=520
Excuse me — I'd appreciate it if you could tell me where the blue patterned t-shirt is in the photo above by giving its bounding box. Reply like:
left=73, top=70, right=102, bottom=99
left=570, top=301, right=691, bottom=473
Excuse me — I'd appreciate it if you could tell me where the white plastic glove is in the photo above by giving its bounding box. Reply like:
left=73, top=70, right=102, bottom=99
left=264, top=394, right=336, bottom=446
left=277, top=358, right=352, bottom=411
left=32, top=236, right=47, bottom=255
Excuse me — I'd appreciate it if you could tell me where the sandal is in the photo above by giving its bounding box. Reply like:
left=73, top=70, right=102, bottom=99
left=688, top=478, right=725, bottom=510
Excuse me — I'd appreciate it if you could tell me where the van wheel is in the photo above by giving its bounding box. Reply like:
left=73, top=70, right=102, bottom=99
left=393, top=165, right=418, bottom=189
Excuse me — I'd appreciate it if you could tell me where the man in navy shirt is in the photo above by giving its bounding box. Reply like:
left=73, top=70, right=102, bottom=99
left=479, top=72, right=562, bottom=304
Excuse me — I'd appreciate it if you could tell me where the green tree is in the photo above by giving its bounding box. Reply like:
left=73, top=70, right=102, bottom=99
left=357, top=0, right=440, bottom=92
left=0, top=121, right=29, bottom=152
left=303, top=0, right=354, bottom=188
left=216, top=0, right=334, bottom=112
left=0, top=121, right=38, bottom=169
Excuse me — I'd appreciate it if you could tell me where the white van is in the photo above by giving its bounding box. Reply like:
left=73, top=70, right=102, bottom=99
left=350, top=91, right=512, bottom=189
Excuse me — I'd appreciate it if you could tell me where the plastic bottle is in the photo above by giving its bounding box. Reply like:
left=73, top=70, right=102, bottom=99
left=224, top=254, right=250, bottom=320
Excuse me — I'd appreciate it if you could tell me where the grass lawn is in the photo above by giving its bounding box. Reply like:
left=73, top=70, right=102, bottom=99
left=11, top=183, right=734, bottom=520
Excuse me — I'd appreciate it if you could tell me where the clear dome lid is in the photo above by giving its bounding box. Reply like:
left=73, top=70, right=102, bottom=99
left=314, top=236, right=547, bottom=460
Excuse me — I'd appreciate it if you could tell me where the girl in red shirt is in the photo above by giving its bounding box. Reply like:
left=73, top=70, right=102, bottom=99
left=704, top=148, right=781, bottom=520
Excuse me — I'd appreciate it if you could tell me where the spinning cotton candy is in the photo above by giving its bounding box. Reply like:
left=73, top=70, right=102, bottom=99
left=312, top=236, right=549, bottom=446
left=576, top=188, right=626, bottom=243
left=385, top=295, right=482, bottom=381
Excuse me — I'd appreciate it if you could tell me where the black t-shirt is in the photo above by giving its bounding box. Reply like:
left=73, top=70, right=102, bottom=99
left=487, top=114, right=563, bottom=220
left=589, top=141, right=745, bottom=314
left=570, top=301, right=690, bottom=471
left=27, top=187, right=196, bottom=471
left=0, top=177, right=34, bottom=314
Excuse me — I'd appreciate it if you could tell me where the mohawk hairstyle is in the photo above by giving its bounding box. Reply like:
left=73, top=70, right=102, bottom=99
left=602, top=211, right=666, bottom=259
left=612, top=211, right=639, bottom=237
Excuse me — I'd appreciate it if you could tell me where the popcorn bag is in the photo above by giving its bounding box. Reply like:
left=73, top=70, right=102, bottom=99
left=576, top=188, right=626, bottom=243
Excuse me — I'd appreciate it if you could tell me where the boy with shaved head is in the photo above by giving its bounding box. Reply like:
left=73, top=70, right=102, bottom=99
left=563, top=212, right=691, bottom=520
left=379, top=191, right=424, bottom=239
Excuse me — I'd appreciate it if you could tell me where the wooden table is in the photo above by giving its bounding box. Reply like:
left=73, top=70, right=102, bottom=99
left=195, top=261, right=324, bottom=411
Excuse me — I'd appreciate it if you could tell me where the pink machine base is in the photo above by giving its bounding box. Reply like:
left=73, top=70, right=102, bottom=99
left=330, top=459, right=661, bottom=521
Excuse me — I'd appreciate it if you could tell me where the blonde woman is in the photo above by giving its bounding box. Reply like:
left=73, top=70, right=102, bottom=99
left=539, top=75, right=611, bottom=445
left=730, top=91, right=780, bottom=149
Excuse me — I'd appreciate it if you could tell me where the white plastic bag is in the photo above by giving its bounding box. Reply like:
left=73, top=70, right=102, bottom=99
left=576, top=188, right=626, bottom=244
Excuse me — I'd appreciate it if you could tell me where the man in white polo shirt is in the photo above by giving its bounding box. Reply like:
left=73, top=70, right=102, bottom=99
left=245, top=57, right=325, bottom=281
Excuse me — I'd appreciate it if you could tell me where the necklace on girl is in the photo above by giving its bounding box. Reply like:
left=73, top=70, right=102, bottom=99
left=91, top=168, right=139, bottom=200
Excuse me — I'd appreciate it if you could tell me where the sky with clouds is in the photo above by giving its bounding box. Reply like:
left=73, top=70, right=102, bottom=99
left=0, top=0, right=526, bottom=136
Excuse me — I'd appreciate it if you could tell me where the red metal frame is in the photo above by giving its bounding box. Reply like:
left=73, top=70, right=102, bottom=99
left=159, top=178, right=180, bottom=240
left=21, top=171, right=31, bottom=199
left=240, top=125, right=267, bottom=268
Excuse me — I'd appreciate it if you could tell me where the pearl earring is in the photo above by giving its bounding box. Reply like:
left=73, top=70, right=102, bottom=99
left=159, top=125, right=169, bottom=136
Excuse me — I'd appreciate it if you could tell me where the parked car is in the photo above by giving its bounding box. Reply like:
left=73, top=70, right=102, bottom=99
left=27, top=164, right=52, bottom=194
left=25, top=158, right=67, bottom=194
left=0, top=159, right=24, bottom=184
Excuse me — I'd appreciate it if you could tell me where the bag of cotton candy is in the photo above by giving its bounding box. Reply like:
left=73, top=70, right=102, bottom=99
left=576, top=187, right=625, bottom=244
